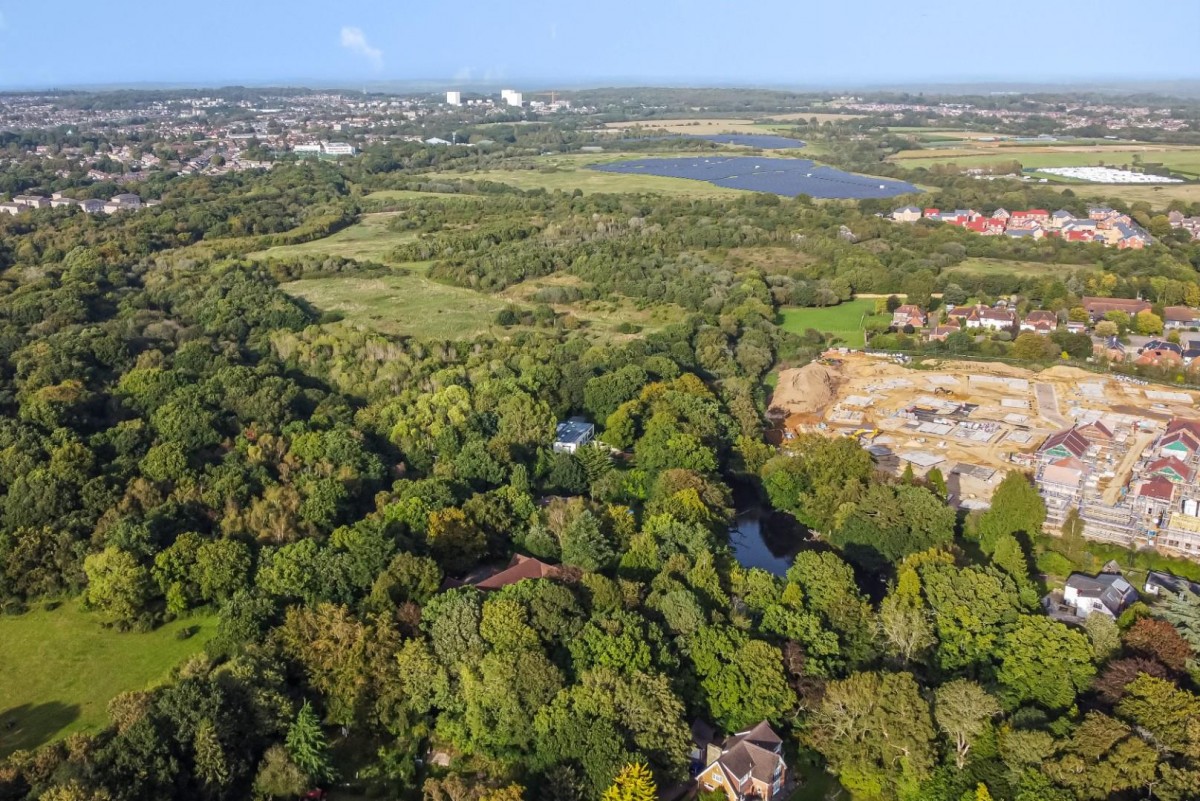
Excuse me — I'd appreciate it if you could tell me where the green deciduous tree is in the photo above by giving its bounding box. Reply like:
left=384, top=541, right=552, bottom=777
left=934, top=679, right=1001, bottom=769
left=997, top=616, right=1095, bottom=710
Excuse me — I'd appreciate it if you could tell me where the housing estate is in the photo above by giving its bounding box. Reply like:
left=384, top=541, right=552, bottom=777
left=893, top=205, right=1152, bottom=248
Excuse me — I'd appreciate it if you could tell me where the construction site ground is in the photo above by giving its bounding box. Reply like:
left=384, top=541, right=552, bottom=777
left=769, top=352, right=1200, bottom=505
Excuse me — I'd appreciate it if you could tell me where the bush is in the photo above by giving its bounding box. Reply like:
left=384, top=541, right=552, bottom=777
left=1036, top=551, right=1074, bottom=578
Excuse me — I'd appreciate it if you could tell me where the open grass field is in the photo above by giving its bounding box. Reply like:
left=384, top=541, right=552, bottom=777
left=945, top=257, right=1093, bottom=278
left=779, top=299, right=881, bottom=346
left=282, top=272, right=520, bottom=339
left=363, top=189, right=485, bottom=202
left=250, top=212, right=417, bottom=265
left=0, top=601, right=217, bottom=756
left=452, top=153, right=745, bottom=197
left=1059, top=182, right=1200, bottom=207
left=888, top=144, right=1200, bottom=176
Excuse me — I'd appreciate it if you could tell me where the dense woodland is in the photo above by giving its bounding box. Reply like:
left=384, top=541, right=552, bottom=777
left=0, top=133, right=1199, bottom=801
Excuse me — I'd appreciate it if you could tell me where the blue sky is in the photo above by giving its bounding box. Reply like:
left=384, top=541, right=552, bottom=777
left=1, top=0, right=1198, bottom=89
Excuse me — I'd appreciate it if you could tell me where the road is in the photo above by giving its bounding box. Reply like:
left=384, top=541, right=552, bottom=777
left=1036, top=382, right=1068, bottom=428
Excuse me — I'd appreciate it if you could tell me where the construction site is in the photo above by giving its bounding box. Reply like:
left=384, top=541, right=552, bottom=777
left=768, top=352, right=1200, bottom=556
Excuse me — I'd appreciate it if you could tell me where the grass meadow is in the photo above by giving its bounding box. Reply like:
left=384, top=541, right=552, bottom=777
left=0, top=601, right=217, bottom=756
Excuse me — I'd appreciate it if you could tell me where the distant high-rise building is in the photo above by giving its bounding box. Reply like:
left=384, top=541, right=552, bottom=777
left=500, top=89, right=523, bottom=107
left=445, top=91, right=462, bottom=106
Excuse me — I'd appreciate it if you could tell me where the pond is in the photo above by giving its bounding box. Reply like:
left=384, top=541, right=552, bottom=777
left=729, top=509, right=806, bottom=577
left=590, top=156, right=917, bottom=199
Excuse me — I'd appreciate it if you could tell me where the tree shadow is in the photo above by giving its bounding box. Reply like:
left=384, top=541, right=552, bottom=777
left=0, top=702, right=82, bottom=757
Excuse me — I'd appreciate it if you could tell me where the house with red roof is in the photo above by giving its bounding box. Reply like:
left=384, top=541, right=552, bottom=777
left=1020, top=310, right=1058, bottom=333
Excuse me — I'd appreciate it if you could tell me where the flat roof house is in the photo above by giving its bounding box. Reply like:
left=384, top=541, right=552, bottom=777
left=553, top=419, right=595, bottom=454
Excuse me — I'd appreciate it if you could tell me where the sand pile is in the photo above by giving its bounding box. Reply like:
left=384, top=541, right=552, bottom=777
left=770, top=362, right=837, bottom=416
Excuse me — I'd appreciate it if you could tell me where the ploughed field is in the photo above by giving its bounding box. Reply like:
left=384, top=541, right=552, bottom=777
left=590, top=156, right=918, bottom=199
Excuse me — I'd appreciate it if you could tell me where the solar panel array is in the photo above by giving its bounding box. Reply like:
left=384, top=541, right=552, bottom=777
left=692, top=133, right=807, bottom=149
left=591, top=156, right=918, bottom=199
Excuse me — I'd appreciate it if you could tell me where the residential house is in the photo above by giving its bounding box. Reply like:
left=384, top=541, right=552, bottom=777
left=1005, top=226, right=1044, bottom=240
left=1020, top=310, right=1058, bottom=333
left=1081, top=296, right=1151, bottom=322
left=1039, top=427, right=1091, bottom=461
left=892, top=304, right=927, bottom=329
left=1164, top=306, right=1200, bottom=330
left=0, top=203, right=23, bottom=216
left=1075, top=420, right=1115, bottom=446
left=552, top=419, right=595, bottom=454
left=470, top=554, right=559, bottom=591
left=1144, top=570, right=1200, bottom=597
left=13, top=194, right=49, bottom=208
left=696, top=721, right=788, bottom=801
left=1136, top=342, right=1183, bottom=368
left=78, top=199, right=106, bottom=214
left=1096, top=336, right=1126, bottom=362
left=1137, top=475, right=1178, bottom=522
left=1054, top=572, right=1139, bottom=620
left=1009, top=209, right=1050, bottom=226
left=1148, top=456, right=1193, bottom=484
left=991, top=207, right=1011, bottom=221
left=927, top=323, right=961, bottom=342
left=1065, top=320, right=1089, bottom=335
left=1159, top=419, right=1200, bottom=459
left=963, top=305, right=1015, bottom=331
left=49, top=196, right=77, bottom=209
left=1048, top=209, right=1076, bottom=229
left=891, top=205, right=921, bottom=222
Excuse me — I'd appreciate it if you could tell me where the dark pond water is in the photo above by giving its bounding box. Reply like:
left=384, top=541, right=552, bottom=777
left=590, top=156, right=917, bottom=199
left=729, top=509, right=805, bottom=576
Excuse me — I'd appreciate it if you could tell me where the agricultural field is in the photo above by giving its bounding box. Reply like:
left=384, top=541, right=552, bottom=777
left=1059, top=182, right=1200, bottom=207
left=0, top=602, right=217, bottom=756
left=779, top=299, right=883, bottom=346
left=888, top=143, right=1200, bottom=177
left=250, top=212, right=417, bottom=265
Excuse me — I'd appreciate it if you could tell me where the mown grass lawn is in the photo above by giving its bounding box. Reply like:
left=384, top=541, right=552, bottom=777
left=0, top=600, right=217, bottom=756
left=945, top=257, right=1095, bottom=278
left=779, top=299, right=879, bottom=347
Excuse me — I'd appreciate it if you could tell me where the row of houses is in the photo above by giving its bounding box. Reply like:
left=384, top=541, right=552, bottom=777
left=1035, top=417, right=1200, bottom=556
left=0, top=192, right=147, bottom=216
left=892, top=205, right=1152, bottom=248
left=1168, top=210, right=1200, bottom=241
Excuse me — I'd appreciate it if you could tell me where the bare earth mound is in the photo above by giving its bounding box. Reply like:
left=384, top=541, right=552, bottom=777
left=771, top=362, right=838, bottom=416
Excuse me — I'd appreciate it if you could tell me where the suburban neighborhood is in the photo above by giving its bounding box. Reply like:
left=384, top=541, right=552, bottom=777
left=893, top=204, right=1154, bottom=248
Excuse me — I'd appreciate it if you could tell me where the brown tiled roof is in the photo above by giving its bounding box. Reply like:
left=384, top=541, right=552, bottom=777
left=472, top=554, right=560, bottom=591
left=1139, top=475, right=1176, bottom=501
left=1164, top=306, right=1200, bottom=323
left=1040, top=427, right=1090, bottom=458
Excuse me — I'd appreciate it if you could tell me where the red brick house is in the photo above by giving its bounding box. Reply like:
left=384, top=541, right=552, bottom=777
left=696, top=721, right=788, bottom=801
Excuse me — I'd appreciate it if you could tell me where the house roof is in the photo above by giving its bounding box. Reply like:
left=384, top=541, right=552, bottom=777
left=1139, top=475, right=1177, bottom=502
left=712, top=722, right=785, bottom=786
left=1040, top=427, right=1090, bottom=458
left=1164, top=306, right=1200, bottom=323
left=1025, top=310, right=1057, bottom=323
left=555, top=419, right=594, bottom=445
left=1148, top=456, right=1193, bottom=482
left=1082, top=297, right=1151, bottom=315
left=1076, top=420, right=1114, bottom=441
left=1145, top=570, right=1200, bottom=596
left=472, top=554, right=560, bottom=591
left=1065, top=572, right=1139, bottom=615
left=895, top=304, right=923, bottom=315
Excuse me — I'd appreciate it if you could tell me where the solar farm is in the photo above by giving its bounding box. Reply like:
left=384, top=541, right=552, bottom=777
left=589, top=156, right=919, bottom=199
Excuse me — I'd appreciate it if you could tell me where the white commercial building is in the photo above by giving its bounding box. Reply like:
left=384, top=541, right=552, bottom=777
left=445, top=91, right=462, bottom=106
left=500, top=89, right=523, bottom=107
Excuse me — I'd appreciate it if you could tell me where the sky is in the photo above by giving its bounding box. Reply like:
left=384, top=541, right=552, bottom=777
left=1, top=0, right=1198, bottom=90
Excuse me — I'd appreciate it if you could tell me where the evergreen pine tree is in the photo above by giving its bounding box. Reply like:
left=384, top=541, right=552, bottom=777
left=285, top=701, right=335, bottom=783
